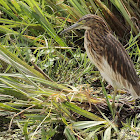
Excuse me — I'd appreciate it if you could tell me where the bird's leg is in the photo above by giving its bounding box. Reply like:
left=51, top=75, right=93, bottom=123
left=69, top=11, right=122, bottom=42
left=112, top=87, right=117, bottom=113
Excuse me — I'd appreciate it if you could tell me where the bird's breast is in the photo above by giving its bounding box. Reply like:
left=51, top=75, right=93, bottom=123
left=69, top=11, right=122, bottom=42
left=84, top=31, right=103, bottom=69
left=84, top=31, right=122, bottom=88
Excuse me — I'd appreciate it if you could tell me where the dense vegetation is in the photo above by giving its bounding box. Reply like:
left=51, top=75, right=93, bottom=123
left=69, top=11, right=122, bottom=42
left=0, top=0, right=139, bottom=139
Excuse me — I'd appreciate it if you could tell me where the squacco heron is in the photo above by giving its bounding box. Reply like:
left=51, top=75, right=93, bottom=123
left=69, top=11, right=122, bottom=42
left=61, top=14, right=140, bottom=106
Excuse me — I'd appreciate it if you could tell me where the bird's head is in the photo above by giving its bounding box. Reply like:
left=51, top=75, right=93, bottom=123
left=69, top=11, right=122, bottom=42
left=60, top=14, right=109, bottom=34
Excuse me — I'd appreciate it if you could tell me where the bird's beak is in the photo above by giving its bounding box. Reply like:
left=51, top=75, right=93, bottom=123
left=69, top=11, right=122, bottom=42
left=60, top=22, right=82, bottom=35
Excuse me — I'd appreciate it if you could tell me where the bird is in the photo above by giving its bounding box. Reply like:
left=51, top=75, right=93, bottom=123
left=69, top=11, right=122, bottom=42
left=60, top=14, right=140, bottom=107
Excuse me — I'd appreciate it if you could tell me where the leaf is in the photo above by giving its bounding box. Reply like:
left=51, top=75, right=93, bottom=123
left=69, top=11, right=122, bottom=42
left=0, top=103, right=19, bottom=112
left=72, top=121, right=106, bottom=129
left=56, top=0, right=64, bottom=5
left=103, top=126, right=111, bottom=140
left=24, top=0, right=67, bottom=47
left=62, top=102, right=105, bottom=121
left=64, top=127, right=77, bottom=140
left=0, top=45, right=45, bottom=79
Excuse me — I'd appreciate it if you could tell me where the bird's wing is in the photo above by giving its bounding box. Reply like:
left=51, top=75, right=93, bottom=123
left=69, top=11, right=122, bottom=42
left=103, top=33, right=139, bottom=85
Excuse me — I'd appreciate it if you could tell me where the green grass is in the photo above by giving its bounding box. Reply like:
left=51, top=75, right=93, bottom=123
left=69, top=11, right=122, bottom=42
left=0, top=0, right=140, bottom=139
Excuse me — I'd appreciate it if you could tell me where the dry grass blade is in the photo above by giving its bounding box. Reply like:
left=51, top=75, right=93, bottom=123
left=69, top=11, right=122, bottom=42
left=94, top=0, right=126, bottom=37
left=110, top=0, right=139, bottom=35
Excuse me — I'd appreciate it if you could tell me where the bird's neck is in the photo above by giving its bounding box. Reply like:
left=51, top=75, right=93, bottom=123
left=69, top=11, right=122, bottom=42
left=88, top=28, right=108, bottom=39
left=90, top=23, right=109, bottom=37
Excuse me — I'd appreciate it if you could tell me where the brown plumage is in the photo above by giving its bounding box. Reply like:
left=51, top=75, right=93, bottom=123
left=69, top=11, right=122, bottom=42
left=61, top=14, right=140, bottom=99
